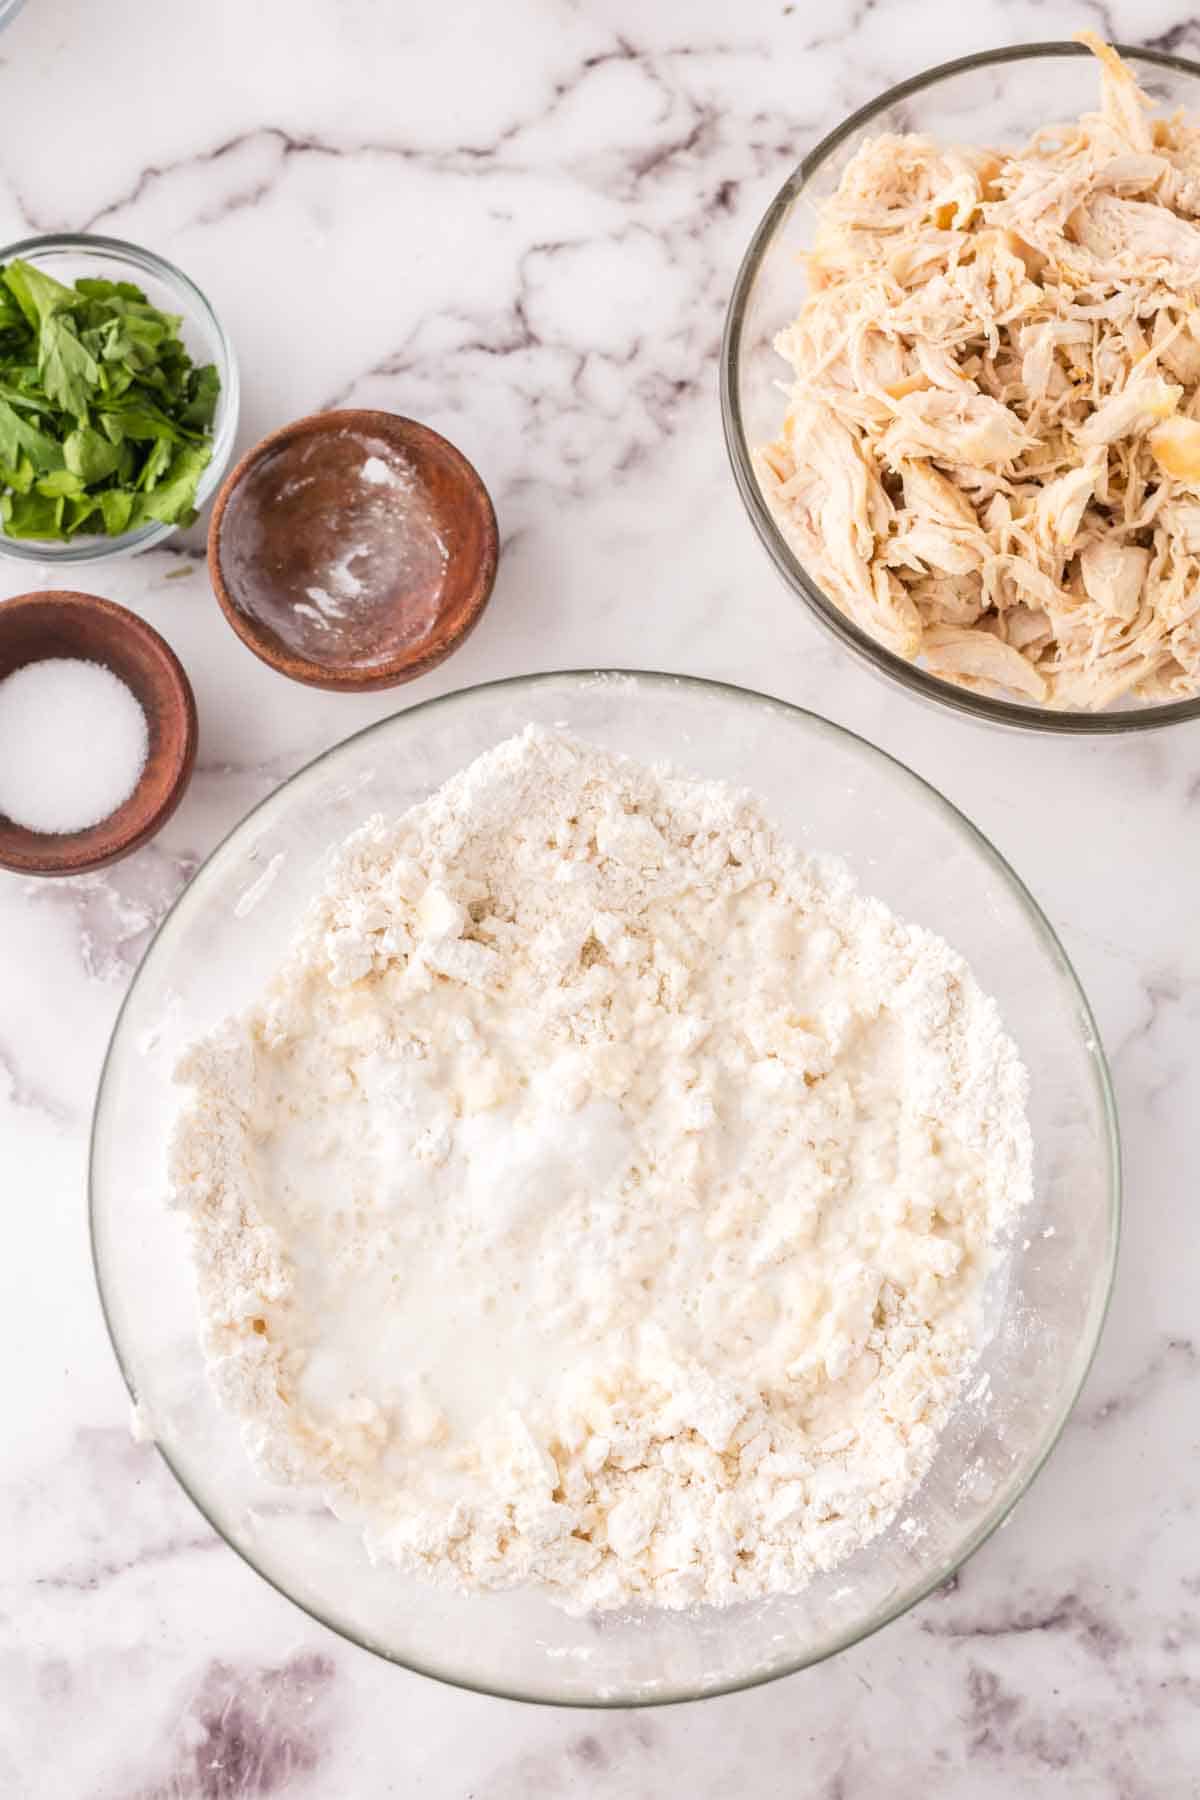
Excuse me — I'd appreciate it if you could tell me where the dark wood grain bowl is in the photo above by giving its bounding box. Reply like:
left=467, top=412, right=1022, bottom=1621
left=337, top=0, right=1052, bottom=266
left=0, top=591, right=198, bottom=877
left=207, top=409, right=500, bottom=692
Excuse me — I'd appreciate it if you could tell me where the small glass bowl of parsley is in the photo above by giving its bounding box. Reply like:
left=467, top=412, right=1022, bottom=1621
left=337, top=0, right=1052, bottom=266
left=0, top=234, right=239, bottom=563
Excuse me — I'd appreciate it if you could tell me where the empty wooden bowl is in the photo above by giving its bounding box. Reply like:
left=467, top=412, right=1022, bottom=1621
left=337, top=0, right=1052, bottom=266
left=207, top=409, right=500, bottom=691
left=0, top=591, right=198, bottom=877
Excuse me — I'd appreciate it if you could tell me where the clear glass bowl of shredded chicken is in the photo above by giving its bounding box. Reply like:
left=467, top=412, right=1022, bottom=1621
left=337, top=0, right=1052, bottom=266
left=722, top=36, right=1200, bottom=727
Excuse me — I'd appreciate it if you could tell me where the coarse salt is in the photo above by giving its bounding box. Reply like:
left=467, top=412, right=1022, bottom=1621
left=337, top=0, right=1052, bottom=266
left=0, top=657, right=148, bottom=835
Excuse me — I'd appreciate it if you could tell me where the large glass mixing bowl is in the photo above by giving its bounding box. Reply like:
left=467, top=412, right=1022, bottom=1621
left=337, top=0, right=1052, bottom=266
left=721, top=42, right=1200, bottom=732
left=90, top=672, right=1119, bottom=1705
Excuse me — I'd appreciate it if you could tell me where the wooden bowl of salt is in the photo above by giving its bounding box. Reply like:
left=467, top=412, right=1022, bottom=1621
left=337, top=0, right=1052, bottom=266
left=0, top=591, right=197, bottom=877
left=207, top=409, right=500, bottom=691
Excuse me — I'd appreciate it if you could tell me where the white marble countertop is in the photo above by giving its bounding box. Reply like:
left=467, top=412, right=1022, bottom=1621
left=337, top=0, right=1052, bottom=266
left=1, top=2, right=1198, bottom=1794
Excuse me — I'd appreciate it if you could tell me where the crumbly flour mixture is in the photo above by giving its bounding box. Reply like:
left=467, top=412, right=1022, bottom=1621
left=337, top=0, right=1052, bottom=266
left=171, top=727, right=1032, bottom=1613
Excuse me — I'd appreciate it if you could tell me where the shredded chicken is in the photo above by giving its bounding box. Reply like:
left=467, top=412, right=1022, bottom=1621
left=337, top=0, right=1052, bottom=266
left=757, top=35, right=1200, bottom=709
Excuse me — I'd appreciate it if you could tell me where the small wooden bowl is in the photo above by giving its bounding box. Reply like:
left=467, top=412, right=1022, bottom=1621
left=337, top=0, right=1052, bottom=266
left=207, top=409, right=499, bottom=691
left=0, top=591, right=197, bottom=877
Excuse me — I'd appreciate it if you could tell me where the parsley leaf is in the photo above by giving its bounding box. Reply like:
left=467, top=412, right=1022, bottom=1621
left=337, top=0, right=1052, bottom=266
left=0, top=454, right=33, bottom=493
left=40, top=313, right=100, bottom=419
left=137, top=434, right=174, bottom=491
left=0, top=285, right=25, bottom=334
left=0, top=395, right=63, bottom=472
left=35, top=468, right=85, bottom=498
left=180, top=363, right=220, bottom=431
left=3, top=260, right=76, bottom=330
left=2, top=489, right=66, bottom=538
left=64, top=424, right=121, bottom=484
left=133, top=442, right=212, bottom=526
left=99, top=488, right=134, bottom=534
left=0, top=257, right=220, bottom=541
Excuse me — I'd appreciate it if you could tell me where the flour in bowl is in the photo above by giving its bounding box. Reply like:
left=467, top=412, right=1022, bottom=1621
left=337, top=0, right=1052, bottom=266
left=169, top=727, right=1032, bottom=1612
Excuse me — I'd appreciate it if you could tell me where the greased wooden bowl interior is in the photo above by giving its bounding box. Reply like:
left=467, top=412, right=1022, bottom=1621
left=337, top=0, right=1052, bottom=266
left=207, top=409, right=499, bottom=692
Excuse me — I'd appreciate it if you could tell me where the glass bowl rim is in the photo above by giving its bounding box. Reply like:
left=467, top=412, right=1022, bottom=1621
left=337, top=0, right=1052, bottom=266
left=0, top=231, right=240, bottom=564
left=720, top=39, right=1200, bottom=735
left=88, top=667, right=1122, bottom=1705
